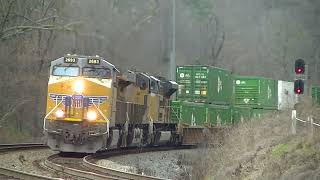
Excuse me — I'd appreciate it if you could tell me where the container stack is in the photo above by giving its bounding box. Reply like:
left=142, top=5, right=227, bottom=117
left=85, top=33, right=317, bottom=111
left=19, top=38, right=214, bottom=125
left=171, top=65, right=233, bottom=127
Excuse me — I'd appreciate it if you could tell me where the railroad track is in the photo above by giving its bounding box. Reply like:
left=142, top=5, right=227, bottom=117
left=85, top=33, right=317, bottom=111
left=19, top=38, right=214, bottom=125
left=45, top=145, right=195, bottom=180
left=0, top=143, right=47, bottom=152
left=45, top=153, right=120, bottom=180
left=0, top=143, right=59, bottom=180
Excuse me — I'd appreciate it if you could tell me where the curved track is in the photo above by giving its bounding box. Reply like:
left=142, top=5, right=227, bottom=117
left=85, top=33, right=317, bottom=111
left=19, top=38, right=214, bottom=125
left=0, top=143, right=47, bottom=152
left=44, top=153, right=121, bottom=180
left=45, top=145, right=195, bottom=180
left=0, top=143, right=59, bottom=180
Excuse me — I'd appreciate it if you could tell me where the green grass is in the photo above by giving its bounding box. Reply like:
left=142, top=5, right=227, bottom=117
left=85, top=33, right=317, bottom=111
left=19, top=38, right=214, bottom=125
left=271, top=143, right=295, bottom=159
left=271, top=141, right=318, bottom=160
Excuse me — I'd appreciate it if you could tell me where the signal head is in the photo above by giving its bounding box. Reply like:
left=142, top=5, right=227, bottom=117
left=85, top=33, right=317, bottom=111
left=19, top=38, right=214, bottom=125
left=295, top=59, right=305, bottom=74
left=294, top=80, right=304, bottom=94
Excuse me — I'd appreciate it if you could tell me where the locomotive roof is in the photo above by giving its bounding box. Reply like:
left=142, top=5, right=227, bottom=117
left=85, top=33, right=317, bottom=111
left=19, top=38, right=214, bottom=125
left=50, top=55, right=119, bottom=73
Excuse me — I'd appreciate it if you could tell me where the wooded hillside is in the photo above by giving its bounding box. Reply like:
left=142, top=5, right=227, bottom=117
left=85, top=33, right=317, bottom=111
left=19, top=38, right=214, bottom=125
left=0, top=0, right=319, bottom=142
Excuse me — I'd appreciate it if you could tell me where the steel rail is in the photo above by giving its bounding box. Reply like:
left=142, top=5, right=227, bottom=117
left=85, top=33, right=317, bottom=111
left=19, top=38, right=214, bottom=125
left=0, top=167, right=61, bottom=180
left=0, top=143, right=57, bottom=180
left=83, top=145, right=195, bottom=180
left=0, top=143, right=47, bottom=152
left=44, top=154, right=123, bottom=180
left=0, top=143, right=44, bottom=146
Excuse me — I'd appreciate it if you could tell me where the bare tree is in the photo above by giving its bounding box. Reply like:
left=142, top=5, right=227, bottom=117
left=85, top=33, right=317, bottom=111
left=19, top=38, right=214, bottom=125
left=207, top=14, right=225, bottom=66
left=183, top=0, right=225, bottom=66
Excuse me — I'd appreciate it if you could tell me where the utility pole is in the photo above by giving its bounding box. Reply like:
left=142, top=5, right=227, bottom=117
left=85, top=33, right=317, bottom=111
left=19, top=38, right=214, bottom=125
left=170, top=0, right=176, bottom=81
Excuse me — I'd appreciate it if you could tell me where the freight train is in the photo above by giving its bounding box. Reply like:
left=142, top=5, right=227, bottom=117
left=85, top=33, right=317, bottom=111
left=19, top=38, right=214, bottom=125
left=44, top=55, right=299, bottom=153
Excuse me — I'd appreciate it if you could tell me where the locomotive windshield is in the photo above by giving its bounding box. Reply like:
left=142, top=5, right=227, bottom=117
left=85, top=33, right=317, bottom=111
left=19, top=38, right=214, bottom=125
left=52, top=66, right=79, bottom=77
left=83, top=67, right=111, bottom=79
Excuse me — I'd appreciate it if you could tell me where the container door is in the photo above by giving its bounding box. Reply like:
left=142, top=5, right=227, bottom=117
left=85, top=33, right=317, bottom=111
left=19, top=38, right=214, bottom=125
left=208, top=68, right=232, bottom=105
left=208, top=106, right=218, bottom=126
left=181, top=103, right=206, bottom=126
left=176, top=66, right=194, bottom=101
left=234, top=78, right=260, bottom=107
left=193, top=66, right=209, bottom=102
left=219, top=107, right=232, bottom=125
left=261, top=79, right=278, bottom=109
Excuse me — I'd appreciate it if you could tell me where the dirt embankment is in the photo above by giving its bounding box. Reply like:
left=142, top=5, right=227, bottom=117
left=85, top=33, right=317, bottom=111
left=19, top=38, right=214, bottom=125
left=178, top=109, right=320, bottom=180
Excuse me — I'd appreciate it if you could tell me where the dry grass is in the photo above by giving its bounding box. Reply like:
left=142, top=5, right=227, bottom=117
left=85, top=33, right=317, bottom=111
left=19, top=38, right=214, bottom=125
left=177, top=101, right=320, bottom=180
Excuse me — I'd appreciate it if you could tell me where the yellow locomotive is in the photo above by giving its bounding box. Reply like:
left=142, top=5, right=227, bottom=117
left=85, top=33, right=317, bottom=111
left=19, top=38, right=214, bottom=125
left=44, top=55, right=178, bottom=153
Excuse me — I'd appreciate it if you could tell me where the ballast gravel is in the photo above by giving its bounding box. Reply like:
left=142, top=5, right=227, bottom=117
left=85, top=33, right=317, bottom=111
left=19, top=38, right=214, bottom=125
left=96, top=149, right=203, bottom=179
left=0, top=149, right=76, bottom=179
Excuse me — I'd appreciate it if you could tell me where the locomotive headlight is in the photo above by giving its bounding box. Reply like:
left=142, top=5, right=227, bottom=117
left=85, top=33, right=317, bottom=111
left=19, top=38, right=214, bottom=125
left=55, top=109, right=64, bottom=118
left=87, top=111, right=97, bottom=121
left=73, top=80, right=84, bottom=93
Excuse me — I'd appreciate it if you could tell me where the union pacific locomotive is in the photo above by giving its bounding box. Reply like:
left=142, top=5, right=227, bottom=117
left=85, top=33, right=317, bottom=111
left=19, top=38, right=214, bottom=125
left=44, top=55, right=179, bottom=153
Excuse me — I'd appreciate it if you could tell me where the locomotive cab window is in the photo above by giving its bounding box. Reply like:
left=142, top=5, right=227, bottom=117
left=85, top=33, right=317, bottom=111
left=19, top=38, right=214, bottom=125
left=83, top=67, right=111, bottom=79
left=150, top=80, right=159, bottom=93
left=52, top=66, right=79, bottom=77
left=139, top=80, right=147, bottom=90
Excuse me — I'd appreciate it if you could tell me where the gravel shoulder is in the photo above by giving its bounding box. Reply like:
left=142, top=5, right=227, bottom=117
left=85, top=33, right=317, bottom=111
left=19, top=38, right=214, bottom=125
left=96, top=149, right=200, bottom=179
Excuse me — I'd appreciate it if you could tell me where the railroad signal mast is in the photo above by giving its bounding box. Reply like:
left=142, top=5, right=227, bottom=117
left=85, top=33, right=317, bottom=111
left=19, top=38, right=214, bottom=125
left=294, top=59, right=306, bottom=95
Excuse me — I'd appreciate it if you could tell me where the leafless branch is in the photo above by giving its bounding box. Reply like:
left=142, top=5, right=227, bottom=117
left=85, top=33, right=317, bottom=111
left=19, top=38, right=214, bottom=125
left=0, top=0, right=15, bottom=31
left=205, top=13, right=225, bottom=65
left=1, top=20, right=82, bottom=40
left=0, top=98, right=33, bottom=124
left=42, top=0, right=55, bottom=17
left=125, top=9, right=159, bottom=37
left=213, top=31, right=225, bottom=61
left=11, top=13, right=58, bottom=25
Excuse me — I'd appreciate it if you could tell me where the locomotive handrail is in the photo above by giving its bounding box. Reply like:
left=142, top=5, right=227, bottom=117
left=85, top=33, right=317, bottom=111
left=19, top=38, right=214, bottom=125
left=43, top=100, right=63, bottom=132
left=92, top=102, right=109, bottom=122
left=44, top=101, right=63, bottom=120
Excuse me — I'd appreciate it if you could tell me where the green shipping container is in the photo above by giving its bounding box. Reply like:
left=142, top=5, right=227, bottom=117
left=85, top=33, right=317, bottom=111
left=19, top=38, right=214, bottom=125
left=232, top=106, right=251, bottom=123
left=234, top=76, right=278, bottom=109
left=176, top=65, right=233, bottom=105
left=179, top=101, right=232, bottom=127
left=311, top=86, right=320, bottom=105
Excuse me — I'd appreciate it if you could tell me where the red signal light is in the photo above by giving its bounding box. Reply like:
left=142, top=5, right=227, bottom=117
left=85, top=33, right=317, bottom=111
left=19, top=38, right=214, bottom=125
left=295, top=88, right=301, bottom=94
left=295, top=67, right=303, bottom=74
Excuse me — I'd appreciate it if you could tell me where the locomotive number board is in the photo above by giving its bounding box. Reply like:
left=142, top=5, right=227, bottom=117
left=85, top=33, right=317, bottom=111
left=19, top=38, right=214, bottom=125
left=88, top=58, right=100, bottom=65
left=64, top=57, right=77, bottom=63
